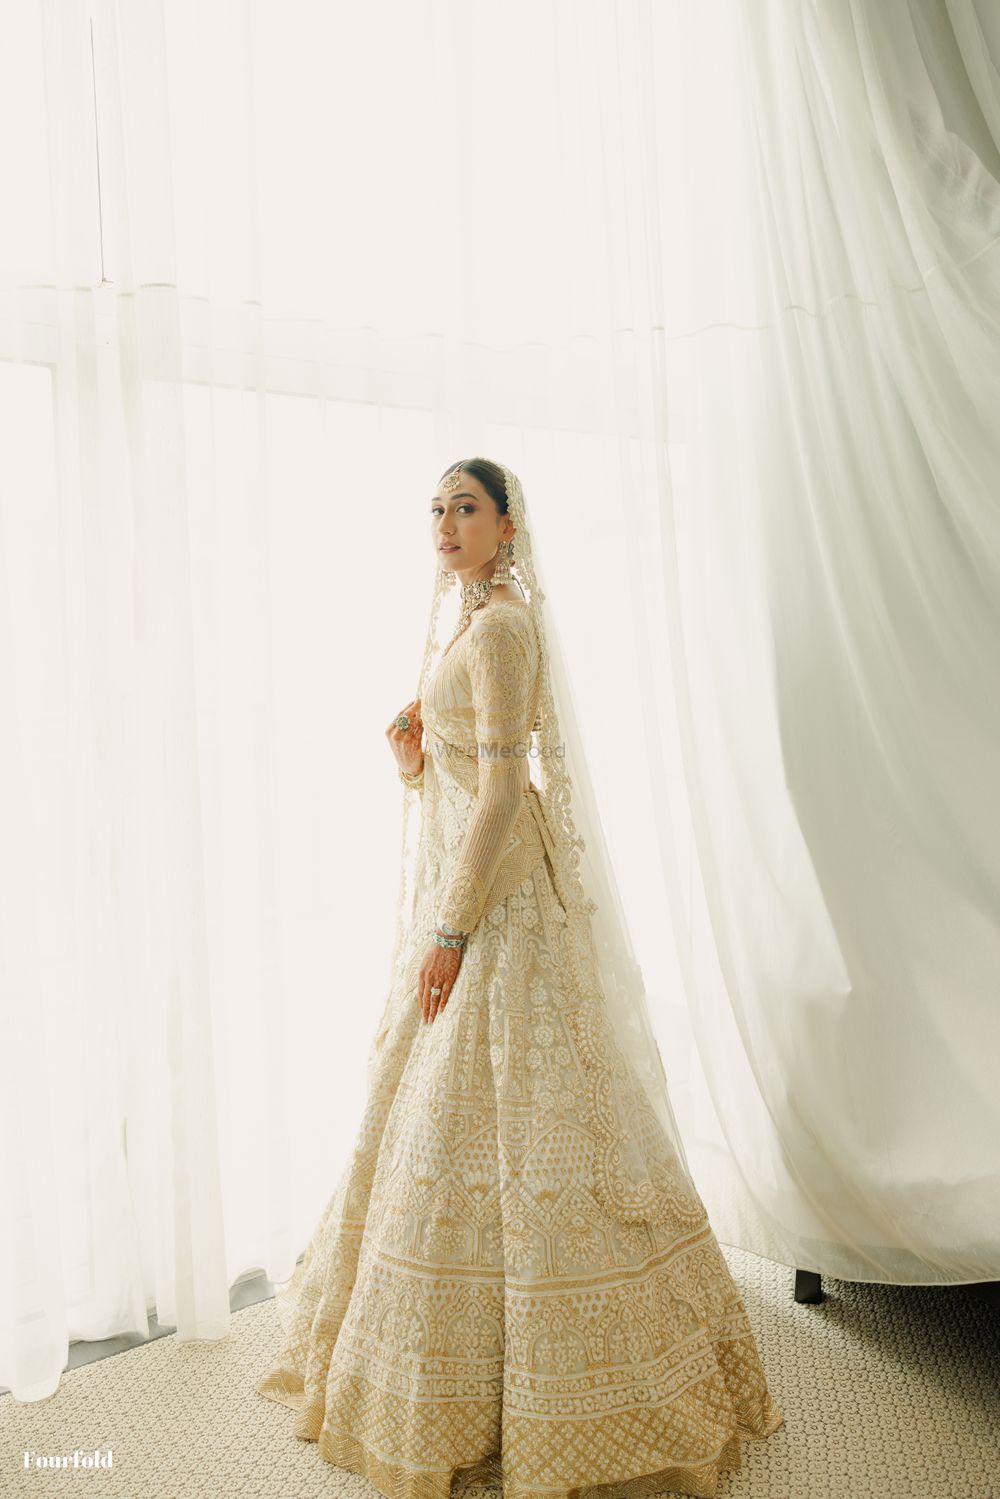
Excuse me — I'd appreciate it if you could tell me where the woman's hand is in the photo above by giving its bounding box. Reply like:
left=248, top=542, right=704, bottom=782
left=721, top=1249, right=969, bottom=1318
left=385, top=697, right=424, bottom=778
left=418, top=940, right=462, bottom=1024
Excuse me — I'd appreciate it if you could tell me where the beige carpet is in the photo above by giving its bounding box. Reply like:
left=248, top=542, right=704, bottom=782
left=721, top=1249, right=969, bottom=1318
left=3, top=1247, right=997, bottom=1499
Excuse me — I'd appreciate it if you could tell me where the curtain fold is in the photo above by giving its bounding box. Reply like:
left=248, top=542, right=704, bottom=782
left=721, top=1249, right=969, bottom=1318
left=2, top=0, right=998, bottom=1404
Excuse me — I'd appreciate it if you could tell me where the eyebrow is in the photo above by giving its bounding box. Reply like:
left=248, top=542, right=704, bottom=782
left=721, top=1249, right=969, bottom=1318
left=430, top=492, right=479, bottom=503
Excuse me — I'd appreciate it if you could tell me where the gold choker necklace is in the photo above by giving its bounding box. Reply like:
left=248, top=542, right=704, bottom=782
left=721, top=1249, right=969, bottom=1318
left=440, top=540, right=517, bottom=656
left=440, top=578, right=494, bottom=657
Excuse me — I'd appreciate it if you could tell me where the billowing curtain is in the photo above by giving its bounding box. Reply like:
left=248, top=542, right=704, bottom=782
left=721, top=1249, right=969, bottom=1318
left=641, top=0, right=1000, bottom=1287
left=2, top=0, right=998, bottom=1404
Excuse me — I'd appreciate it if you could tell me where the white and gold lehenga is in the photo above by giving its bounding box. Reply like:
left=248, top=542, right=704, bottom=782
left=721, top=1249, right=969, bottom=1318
left=256, top=464, right=784, bottom=1499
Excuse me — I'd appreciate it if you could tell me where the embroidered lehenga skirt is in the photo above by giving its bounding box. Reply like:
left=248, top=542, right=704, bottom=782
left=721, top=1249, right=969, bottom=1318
left=256, top=748, right=784, bottom=1499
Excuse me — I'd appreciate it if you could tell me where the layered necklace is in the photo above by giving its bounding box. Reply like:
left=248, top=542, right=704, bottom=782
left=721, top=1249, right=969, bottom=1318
left=440, top=580, right=492, bottom=659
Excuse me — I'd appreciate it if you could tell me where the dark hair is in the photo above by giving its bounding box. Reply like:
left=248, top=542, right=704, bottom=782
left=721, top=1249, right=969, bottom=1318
left=438, top=458, right=508, bottom=515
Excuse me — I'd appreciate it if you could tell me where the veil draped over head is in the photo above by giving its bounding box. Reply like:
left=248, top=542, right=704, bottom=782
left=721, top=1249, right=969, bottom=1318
left=390, top=457, right=693, bottom=1217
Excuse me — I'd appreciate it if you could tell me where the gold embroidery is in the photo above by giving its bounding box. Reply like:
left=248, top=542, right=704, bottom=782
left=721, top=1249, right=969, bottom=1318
left=256, top=601, right=783, bottom=1496
left=430, top=605, right=540, bottom=933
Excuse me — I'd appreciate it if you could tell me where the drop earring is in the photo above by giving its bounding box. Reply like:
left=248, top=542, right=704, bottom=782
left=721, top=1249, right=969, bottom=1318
left=492, top=538, right=515, bottom=586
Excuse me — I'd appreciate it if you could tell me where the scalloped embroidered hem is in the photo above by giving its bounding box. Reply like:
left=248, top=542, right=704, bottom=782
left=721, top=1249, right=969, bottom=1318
left=254, top=856, right=784, bottom=1498
left=256, top=1363, right=784, bottom=1499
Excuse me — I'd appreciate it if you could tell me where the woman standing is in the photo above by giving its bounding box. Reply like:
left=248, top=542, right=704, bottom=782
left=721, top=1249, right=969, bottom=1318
left=256, top=457, right=784, bottom=1497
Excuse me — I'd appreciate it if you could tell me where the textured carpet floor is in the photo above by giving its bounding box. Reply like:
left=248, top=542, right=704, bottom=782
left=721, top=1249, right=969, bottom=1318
left=2, top=1247, right=997, bottom=1499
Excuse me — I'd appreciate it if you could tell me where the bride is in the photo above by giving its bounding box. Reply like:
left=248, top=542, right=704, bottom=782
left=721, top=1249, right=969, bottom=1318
left=256, top=457, right=784, bottom=1498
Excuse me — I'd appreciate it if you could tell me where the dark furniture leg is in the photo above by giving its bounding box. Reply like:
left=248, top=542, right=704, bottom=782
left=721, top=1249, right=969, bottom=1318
left=794, top=1268, right=824, bottom=1303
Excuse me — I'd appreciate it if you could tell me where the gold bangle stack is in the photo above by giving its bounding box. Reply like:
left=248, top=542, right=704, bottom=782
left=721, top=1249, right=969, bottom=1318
left=398, top=764, right=424, bottom=789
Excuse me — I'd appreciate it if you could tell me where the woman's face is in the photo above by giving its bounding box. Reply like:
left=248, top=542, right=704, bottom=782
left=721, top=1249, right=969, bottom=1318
left=430, top=471, right=514, bottom=582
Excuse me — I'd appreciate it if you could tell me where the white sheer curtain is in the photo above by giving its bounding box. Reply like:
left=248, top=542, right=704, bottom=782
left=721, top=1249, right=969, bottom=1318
left=2, top=0, right=998, bottom=1403
left=670, top=0, right=1000, bottom=1285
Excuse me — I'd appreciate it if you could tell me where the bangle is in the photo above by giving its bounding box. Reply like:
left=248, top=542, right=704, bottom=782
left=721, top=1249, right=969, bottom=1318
left=432, top=928, right=466, bottom=950
left=398, top=764, right=424, bottom=788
